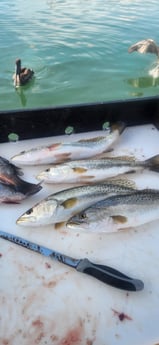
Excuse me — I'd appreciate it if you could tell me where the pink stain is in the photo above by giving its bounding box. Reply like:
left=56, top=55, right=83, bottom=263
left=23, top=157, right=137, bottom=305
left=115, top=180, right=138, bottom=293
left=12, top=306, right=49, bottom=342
left=32, top=319, right=44, bottom=328
left=58, top=319, right=84, bottom=345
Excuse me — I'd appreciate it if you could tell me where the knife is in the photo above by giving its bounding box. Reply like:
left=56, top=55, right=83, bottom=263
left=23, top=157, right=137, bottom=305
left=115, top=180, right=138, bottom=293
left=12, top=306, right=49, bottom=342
left=0, top=230, right=144, bottom=292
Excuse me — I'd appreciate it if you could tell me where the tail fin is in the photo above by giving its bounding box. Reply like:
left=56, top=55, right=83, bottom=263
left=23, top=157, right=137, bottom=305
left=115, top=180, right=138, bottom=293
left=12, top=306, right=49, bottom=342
left=145, top=154, right=159, bottom=172
left=15, top=178, right=42, bottom=196
left=111, top=121, right=126, bottom=135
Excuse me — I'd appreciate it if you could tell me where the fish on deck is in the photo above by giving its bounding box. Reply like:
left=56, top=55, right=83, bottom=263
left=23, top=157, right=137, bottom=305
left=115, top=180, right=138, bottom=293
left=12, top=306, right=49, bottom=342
left=0, top=156, right=42, bottom=202
left=11, top=122, right=125, bottom=165
left=36, top=154, right=159, bottom=184
left=67, top=189, right=159, bottom=233
left=0, top=181, right=41, bottom=203
left=16, top=178, right=137, bottom=226
left=0, top=156, right=23, bottom=185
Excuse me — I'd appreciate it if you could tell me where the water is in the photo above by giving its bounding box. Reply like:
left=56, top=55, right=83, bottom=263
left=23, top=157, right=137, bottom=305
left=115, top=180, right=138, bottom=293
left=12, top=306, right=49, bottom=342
left=0, top=0, right=159, bottom=111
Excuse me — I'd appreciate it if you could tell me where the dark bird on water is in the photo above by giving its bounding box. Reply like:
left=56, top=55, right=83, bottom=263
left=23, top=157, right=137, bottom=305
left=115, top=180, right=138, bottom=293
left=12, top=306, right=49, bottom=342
left=128, top=39, right=159, bottom=78
left=13, top=58, right=34, bottom=87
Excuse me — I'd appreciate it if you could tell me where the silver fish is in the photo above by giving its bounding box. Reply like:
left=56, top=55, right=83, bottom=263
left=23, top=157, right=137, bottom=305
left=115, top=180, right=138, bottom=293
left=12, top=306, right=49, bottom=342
left=16, top=178, right=137, bottom=227
left=11, top=122, right=125, bottom=165
left=67, top=189, right=159, bottom=232
left=37, top=154, right=159, bottom=184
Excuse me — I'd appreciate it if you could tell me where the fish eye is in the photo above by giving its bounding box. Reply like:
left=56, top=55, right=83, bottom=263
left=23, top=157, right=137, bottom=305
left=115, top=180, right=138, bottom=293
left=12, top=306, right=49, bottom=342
left=26, top=208, right=33, bottom=215
left=80, top=212, right=86, bottom=219
left=46, top=168, right=50, bottom=172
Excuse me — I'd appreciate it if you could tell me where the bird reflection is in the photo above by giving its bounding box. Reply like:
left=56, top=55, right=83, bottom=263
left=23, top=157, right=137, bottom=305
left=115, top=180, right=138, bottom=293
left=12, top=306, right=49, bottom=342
left=15, top=87, right=27, bottom=107
left=15, top=78, right=35, bottom=107
left=127, top=75, right=159, bottom=89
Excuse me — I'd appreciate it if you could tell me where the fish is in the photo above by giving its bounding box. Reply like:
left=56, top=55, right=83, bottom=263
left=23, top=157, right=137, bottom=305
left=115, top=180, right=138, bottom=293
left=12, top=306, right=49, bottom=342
left=36, top=154, right=159, bottom=184
left=0, top=156, right=42, bottom=198
left=67, top=189, right=159, bottom=232
left=0, top=156, right=23, bottom=185
left=11, top=122, right=125, bottom=165
left=16, top=178, right=137, bottom=226
left=0, top=181, right=41, bottom=203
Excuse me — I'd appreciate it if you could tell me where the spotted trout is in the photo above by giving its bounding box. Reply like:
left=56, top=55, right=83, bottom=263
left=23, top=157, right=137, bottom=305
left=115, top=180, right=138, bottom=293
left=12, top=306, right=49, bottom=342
left=11, top=122, right=125, bottom=165
left=16, top=178, right=137, bottom=226
left=67, top=189, right=159, bottom=232
left=37, top=154, right=159, bottom=184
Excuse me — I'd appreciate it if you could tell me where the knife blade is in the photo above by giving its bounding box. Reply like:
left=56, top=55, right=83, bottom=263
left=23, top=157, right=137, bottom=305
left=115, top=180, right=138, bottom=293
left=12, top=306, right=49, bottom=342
left=0, top=230, right=144, bottom=291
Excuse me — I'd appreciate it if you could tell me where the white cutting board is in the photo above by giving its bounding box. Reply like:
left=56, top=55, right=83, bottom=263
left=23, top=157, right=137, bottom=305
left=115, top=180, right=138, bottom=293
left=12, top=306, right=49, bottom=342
left=0, top=124, right=159, bottom=345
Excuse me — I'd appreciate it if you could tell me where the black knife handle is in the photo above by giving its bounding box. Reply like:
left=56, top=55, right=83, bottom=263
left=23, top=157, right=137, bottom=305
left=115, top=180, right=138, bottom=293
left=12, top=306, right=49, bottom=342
left=76, top=258, right=144, bottom=291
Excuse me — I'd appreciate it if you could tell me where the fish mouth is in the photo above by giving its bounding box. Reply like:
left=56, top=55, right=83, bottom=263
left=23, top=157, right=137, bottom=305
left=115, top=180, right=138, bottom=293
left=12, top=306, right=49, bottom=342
left=16, top=215, right=36, bottom=225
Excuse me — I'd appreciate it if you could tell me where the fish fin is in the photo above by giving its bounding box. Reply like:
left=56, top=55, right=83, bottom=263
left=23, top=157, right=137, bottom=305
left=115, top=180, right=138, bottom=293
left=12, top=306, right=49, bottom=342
left=77, top=136, right=105, bottom=143
left=80, top=175, right=94, bottom=180
left=111, top=215, right=128, bottom=223
left=111, top=121, right=126, bottom=135
left=0, top=175, right=16, bottom=186
left=48, top=143, right=61, bottom=150
left=106, top=177, right=137, bottom=190
left=3, top=200, right=21, bottom=204
left=54, top=153, right=71, bottom=163
left=100, top=148, right=114, bottom=154
left=54, top=222, right=66, bottom=229
left=146, top=154, right=159, bottom=172
left=72, top=167, right=88, bottom=173
left=113, top=155, right=136, bottom=161
left=61, top=197, right=78, bottom=209
left=125, top=169, right=136, bottom=174
left=15, top=180, right=42, bottom=196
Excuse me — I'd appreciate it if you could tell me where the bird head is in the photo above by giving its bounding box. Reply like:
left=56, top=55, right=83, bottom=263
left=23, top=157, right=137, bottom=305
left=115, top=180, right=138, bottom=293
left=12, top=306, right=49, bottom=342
left=15, top=59, right=21, bottom=75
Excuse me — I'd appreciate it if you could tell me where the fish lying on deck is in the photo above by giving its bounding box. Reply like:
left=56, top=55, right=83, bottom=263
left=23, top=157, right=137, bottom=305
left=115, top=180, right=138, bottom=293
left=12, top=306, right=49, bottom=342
left=0, top=156, right=42, bottom=202
left=13, top=58, right=34, bottom=88
left=0, top=156, right=23, bottom=185
left=67, top=189, right=159, bottom=232
left=16, top=178, right=137, bottom=226
left=128, top=39, right=159, bottom=78
left=37, top=154, right=159, bottom=184
left=0, top=181, right=41, bottom=204
left=11, top=122, right=125, bottom=165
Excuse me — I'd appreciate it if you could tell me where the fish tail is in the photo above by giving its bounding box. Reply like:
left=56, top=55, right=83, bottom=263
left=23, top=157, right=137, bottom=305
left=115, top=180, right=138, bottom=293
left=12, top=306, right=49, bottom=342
left=14, top=179, right=42, bottom=196
left=146, top=154, right=159, bottom=172
left=111, top=121, right=126, bottom=135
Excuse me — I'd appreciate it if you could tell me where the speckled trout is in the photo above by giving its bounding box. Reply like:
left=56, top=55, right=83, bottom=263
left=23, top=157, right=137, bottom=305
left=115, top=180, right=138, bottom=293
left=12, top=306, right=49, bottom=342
left=67, top=189, right=159, bottom=233
left=16, top=179, right=137, bottom=226
left=37, top=154, right=159, bottom=184
left=11, top=122, right=124, bottom=165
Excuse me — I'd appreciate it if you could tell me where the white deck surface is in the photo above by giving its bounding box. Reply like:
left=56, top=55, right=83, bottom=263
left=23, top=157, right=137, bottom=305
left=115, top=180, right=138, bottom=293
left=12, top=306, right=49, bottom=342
left=0, top=124, right=159, bottom=345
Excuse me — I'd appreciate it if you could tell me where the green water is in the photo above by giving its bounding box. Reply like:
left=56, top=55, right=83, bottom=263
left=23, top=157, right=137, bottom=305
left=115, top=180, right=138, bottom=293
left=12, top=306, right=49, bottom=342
left=1, top=0, right=159, bottom=110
